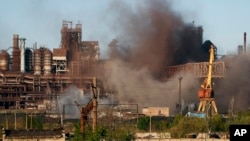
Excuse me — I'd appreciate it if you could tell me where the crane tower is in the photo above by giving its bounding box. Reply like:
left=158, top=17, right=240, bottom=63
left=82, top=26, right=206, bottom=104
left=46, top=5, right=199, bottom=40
left=197, top=45, right=218, bottom=115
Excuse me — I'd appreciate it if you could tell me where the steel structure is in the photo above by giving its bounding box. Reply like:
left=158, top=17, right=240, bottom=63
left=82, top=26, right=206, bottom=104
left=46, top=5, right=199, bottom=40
left=197, top=45, right=218, bottom=115
left=162, top=61, right=225, bottom=80
left=0, top=20, right=226, bottom=118
left=0, top=21, right=102, bottom=112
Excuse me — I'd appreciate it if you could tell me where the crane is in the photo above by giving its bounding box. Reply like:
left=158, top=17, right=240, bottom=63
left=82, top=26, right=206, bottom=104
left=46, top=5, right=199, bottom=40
left=74, top=77, right=98, bottom=138
left=197, top=45, right=218, bottom=115
left=74, top=99, right=94, bottom=134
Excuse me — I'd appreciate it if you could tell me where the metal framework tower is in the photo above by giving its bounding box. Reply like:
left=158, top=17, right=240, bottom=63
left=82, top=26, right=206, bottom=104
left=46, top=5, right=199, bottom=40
left=197, top=45, right=218, bottom=116
left=60, top=20, right=82, bottom=62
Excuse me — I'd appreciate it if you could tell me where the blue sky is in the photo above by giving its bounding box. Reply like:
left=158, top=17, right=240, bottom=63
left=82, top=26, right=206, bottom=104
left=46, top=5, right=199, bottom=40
left=0, top=0, right=249, bottom=57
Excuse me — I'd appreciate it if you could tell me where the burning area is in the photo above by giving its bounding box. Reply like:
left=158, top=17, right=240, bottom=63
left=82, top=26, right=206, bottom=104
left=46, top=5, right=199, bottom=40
left=101, top=0, right=208, bottom=113
left=101, top=0, right=250, bottom=114
left=58, top=0, right=249, bottom=116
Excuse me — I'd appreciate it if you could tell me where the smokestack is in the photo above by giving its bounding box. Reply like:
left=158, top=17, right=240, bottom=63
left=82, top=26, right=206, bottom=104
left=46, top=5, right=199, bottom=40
left=244, top=32, right=247, bottom=54
left=13, top=34, right=19, bottom=49
left=12, top=34, right=20, bottom=71
left=20, top=38, right=26, bottom=73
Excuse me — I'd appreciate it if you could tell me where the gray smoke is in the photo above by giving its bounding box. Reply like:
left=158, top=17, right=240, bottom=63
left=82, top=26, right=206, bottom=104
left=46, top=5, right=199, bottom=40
left=104, top=60, right=199, bottom=114
left=215, top=53, right=250, bottom=113
left=58, top=85, right=91, bottom=119
left=102, top=0, right=202, bottom=114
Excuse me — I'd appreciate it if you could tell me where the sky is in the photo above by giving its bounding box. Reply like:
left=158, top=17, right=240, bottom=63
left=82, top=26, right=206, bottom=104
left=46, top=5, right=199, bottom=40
left=0, top=0, right=249, bottom=57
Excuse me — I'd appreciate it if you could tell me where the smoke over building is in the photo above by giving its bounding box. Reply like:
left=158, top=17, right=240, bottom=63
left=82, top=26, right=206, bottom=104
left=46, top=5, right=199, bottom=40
left=215, top=54, right=250, bottom=112
left=107, top=1, right=208, bottom=77
left=102, top=0, right=249, bottom=113
left=0, top=0, right=249, bottom=117
left=101, top=0, right=209, bottom=112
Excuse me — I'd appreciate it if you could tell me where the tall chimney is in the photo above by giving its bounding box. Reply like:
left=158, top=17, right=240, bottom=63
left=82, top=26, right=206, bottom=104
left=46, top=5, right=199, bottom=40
left=20, top=38, right=26, bottom=73
left=13, top=34, right=19, bottom=49
left=12, top=34, right=20, bottom=71
left=244, top=32, right=247, bottom=54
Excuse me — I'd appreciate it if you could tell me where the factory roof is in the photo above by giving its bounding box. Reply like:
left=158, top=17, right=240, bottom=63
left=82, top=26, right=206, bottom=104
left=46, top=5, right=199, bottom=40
left=53, top=48, right=67, bottom=57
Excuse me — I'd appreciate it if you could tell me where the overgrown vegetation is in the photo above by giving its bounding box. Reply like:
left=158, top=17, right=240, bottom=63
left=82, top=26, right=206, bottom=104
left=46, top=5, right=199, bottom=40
left=1, top=110, right=250, bottom=139
left=135, top=110, right=250, bottom=138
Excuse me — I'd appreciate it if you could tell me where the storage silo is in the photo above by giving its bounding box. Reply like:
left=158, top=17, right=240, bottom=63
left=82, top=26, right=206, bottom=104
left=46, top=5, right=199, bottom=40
left=0, top=50, right=10, bottom=71
left=19, top=38, right=26, bottom=73
left=44, top=49, right=52, bottom=75
left=34, top=49, right=41, bottom=75
left=25, top=48, right=33, bottom=72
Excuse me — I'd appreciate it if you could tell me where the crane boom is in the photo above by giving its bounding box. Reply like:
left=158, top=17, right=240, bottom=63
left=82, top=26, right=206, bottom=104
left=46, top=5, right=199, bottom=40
left=202, top=45, right=214, bottom=89
left=198, top=45, right=215, bottom=98
left=197, top=45, right=218, bottom=115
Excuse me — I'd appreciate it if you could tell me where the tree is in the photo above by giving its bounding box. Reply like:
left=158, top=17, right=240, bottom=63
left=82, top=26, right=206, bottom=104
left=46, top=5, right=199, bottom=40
left=209, top=114, right=226, bottom=132
left=137, top=116, right=150, bottom=131
left=71, top=123, right=83, bottom=141
left=84, top=127, right=106, bottom=141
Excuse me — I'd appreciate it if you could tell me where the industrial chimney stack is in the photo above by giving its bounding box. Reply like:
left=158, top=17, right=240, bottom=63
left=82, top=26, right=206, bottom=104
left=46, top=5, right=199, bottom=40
left=244, top=32, right=247, bottom=54
left=12, top=34, right=20, bottom=71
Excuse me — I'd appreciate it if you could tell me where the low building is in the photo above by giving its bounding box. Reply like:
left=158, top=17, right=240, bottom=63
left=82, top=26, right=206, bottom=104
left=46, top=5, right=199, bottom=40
left=2, top=128, right=65, bottom=141
left=142, top=107, right=169, bottom=117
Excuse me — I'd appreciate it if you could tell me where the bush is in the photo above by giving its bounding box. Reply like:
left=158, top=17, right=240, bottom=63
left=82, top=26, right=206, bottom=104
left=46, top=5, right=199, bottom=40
left=137, top=116, right=150, bottom=131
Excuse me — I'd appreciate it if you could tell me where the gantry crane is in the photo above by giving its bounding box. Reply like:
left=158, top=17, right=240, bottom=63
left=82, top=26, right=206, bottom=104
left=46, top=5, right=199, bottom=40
left=74, top=77, right=98, bottom=138
left=197, top=45, right=218, bottom=115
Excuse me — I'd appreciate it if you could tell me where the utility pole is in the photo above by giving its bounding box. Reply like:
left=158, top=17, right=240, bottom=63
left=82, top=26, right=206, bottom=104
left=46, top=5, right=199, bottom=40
left=5, top=111, right=8, bottom=129
left=15, top=110, right=16, bottom=129
left=149, top=112, right=152, bottom=135
left=91, top=77, right=98, bottom=132
left=178, top=76, right=183, bottom=115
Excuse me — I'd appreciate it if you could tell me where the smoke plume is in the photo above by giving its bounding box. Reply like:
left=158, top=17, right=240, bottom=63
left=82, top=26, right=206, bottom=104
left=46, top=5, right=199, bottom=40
left=102, top=0, right=250, bottom=114
left=215, top=54, right=250, bottom=113
left=102, top=0, right=209, bottom=113
left=58, top=85, right=91, bottom=119
left=104, top=60, right=199, bottom=113
left=107, top=0, right=209, bottom=77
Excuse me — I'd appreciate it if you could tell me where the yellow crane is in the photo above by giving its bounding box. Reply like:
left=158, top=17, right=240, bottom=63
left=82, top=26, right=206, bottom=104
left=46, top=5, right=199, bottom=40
left=197, top=45, right=218, bottom=115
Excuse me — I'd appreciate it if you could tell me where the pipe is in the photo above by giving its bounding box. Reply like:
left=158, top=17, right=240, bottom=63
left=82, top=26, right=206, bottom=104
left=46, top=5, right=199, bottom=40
left=20, top=38, right=26, bottom=73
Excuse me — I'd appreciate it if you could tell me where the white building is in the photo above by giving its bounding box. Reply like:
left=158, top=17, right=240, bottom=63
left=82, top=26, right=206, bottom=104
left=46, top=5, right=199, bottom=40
left=142, top=107, right=169, bottom=117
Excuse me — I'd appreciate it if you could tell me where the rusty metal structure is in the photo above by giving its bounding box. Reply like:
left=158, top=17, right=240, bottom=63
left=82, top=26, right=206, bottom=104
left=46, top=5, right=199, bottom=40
left=0, top=20, right=227, bottom=119
left=74, top=77, right=97, bottom=139
left=12, top=34, right=20, bottom=72
left=0, top=21, right=102, bottom=111
left=162, top=61, right=225, bottom=80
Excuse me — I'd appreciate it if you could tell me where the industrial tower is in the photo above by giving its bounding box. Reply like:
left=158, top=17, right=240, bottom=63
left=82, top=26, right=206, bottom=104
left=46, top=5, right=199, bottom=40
left=197, top=45, right=218, bottom=115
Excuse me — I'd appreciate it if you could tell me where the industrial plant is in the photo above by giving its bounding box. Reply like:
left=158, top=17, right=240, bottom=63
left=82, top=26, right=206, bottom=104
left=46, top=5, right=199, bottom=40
left=0, top=20, right=107, bottom=140
left=0, top=19, right=249, bottom=140
left=0, top=20, right=104, bottom=110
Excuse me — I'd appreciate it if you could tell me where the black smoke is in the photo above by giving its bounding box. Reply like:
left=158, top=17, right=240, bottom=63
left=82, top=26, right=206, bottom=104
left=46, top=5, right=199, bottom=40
left=107, top=0, right=209, bottom=78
